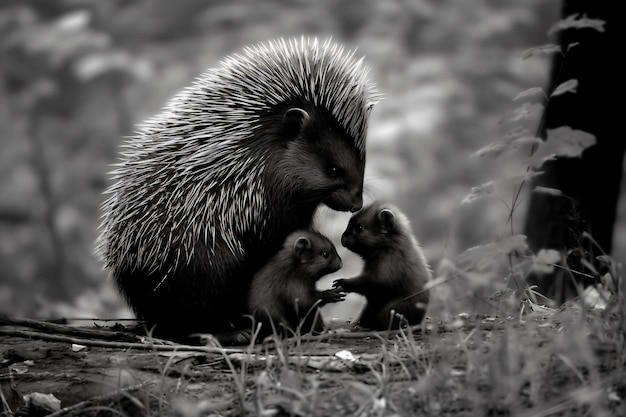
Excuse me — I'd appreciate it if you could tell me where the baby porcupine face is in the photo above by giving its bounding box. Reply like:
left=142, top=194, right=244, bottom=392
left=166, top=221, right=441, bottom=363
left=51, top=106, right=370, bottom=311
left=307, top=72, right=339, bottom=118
left=341, top=202, right=399, bottom=256
left=282, top=106, right=365, bottom=213
left=291, top=230, right=343, bottom=279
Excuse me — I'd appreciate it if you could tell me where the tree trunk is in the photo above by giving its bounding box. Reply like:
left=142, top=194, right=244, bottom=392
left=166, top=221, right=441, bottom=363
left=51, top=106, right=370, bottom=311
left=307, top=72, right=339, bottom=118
left=524, top=0, right=623, bottom=303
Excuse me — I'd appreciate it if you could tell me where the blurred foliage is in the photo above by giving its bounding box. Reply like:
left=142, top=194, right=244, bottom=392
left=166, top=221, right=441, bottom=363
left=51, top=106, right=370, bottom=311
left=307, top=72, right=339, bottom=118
left=2, top=0, right=621, bottom=319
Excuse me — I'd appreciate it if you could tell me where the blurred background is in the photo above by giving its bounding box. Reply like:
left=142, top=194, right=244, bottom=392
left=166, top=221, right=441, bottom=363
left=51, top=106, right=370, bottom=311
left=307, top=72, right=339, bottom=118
left=1, top=0, right=623, bottom=322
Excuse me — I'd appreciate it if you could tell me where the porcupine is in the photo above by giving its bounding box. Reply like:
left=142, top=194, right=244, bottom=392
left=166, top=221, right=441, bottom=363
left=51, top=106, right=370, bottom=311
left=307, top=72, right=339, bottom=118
left=248, top=229, right=345, bottom=339
left=333, top=201, right=431, bottom=330
left=95, top=37, right=380, bottom=341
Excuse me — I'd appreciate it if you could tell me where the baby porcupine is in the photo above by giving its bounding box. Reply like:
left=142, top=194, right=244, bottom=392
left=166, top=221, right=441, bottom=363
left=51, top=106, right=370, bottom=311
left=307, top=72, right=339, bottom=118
left=333, top=201, right=431, bottom=330
left=248, top=229, right=345, bottom=338
left=96, top=37, right=380, bottom=340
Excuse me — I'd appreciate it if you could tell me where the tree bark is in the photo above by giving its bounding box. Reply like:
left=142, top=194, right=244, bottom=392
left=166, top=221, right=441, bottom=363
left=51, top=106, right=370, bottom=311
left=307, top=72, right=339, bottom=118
left=524, top=0, right=623, bottom=303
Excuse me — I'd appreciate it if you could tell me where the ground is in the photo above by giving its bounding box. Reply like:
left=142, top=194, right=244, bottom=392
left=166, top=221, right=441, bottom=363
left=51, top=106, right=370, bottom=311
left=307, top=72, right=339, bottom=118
left=1, top=304, right=625, bottom=417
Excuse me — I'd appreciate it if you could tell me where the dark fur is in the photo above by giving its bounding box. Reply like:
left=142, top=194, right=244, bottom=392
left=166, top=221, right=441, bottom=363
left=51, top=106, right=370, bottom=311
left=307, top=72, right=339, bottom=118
left=248, top=229, right=345, bottom=338
left=333, top=201, right=431, bottom=330
left=114, top=105, right=363, bottom=340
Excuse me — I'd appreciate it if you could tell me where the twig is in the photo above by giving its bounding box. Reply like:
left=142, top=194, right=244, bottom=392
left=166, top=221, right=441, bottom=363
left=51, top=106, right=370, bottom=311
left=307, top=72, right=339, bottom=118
left=44, top=380, right=154, bottom=417
left=0, top=314, right=140, bottom=343
left=0, top=328, right=252, bottom=355
left=48, top=318, right=141, bottom=323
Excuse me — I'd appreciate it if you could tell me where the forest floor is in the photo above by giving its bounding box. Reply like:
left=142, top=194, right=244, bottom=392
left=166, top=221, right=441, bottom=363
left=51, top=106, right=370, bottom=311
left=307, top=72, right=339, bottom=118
left=1, top=302, right=625, bottom=417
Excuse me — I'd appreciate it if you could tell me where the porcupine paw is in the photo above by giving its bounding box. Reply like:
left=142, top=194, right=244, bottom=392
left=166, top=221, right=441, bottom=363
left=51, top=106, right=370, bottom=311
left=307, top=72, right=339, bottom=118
left=332, top=278, right=349, bottom=292
left=321, top=288, right=346, bottom=304
left=214, top=330, right=253, bottom=346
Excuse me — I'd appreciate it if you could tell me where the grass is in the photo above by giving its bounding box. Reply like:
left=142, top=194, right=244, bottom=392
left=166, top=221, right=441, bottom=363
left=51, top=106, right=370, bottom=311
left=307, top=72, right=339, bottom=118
left=3, top=242, right=623, bottom=417
left=2, top=251, right=623, bottom=417
left=94, top=280, right=623, bottom=417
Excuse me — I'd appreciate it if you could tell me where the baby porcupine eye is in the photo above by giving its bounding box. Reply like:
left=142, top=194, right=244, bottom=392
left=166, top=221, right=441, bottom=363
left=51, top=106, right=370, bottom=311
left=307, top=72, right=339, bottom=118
left=322, top=250, right=330, bottom=258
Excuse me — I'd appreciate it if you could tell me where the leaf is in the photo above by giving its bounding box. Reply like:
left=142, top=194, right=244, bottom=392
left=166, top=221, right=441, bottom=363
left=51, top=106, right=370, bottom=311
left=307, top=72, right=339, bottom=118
left=471, top=129, right=537, bottom=159
left=581, top=287, right=610, bottom=310
left=531, top=249, right=561, bottom=274
left=527, top=127, right=596, bottom=167
left=524, top=146, right=556, bottom=169
left=334, top=350, right=356, bottom=362
left=452, top=236, right=528, bottom=288
left=456, top=235, right=528, bottom=270
left=550, top=79, right=578, bottom=97
left=461, top=171, right=544, bottom=208
left=521, top=44, right=562, bottom=60
left=527, top=297, right=556, bottom=315
left=496, top=234, right=528, bottom=256
left=509, top=135, right=542, bottom=153
left=471, top=141, right=509, bottom=159
left=23, top=393, right=61, bottom=413
left=601, top=272, right=617, bottom=293
left=519, top=170, right=544, bottom=182
left=548, top=14, right=606, bottom=36
left=513, top=87, right=546, bottom=101
left=533, top=186, right=563, bottom=196
left=545, top=127, right=596, bottom=157
left=501, top=102, right=545, bottom=124
left=567, top=42, right=580, bottom=51
left=460, top=181, right=494, bottom=206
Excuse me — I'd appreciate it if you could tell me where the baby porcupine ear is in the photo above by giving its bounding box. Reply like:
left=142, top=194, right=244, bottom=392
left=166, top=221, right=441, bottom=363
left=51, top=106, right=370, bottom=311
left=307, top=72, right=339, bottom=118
left=282, top=108, right=310, bottom=139
left=293, top=236, right=312, bottom=261
left=378, top=208, right=396, bottom=234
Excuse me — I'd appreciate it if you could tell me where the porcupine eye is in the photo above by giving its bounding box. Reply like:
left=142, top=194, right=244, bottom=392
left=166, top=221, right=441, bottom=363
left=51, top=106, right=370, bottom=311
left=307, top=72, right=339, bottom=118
left=322, top=145, right=363, bottom=213
left=322, top=250, right=330, bottom=258
left=309, top=111, right=364, bottom=213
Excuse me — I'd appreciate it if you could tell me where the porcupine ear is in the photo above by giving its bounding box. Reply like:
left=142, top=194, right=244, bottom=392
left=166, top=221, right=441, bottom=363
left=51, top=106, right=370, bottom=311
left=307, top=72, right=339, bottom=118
left=282, top=108, right=310, bottom=140
left=293, top=236, right=312, bottom=260
left=378, top=208, right=396, bottom=234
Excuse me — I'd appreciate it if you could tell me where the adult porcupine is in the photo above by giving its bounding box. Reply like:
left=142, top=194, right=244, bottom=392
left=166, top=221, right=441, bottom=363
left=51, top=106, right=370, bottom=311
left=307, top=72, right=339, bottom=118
left=333, top=201, right=431, bottom=330
left=96, top=38, right=380, bottom=340
left=248, top=229, right=345, bottom=338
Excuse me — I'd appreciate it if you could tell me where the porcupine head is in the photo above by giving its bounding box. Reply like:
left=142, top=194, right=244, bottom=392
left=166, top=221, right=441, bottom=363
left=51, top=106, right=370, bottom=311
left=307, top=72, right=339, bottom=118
left=94, top=38, right=381, bottom=337
left=339, top=200, right=432, bottom=302
left=288, top=230, right=343, bottom=280
left=341, top=201, right=430, bottom=272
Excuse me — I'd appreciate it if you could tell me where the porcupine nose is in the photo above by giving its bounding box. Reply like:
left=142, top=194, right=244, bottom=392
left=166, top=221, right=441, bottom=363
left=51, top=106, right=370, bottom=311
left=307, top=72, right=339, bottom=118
left=349, top=188, right=363, bottom=213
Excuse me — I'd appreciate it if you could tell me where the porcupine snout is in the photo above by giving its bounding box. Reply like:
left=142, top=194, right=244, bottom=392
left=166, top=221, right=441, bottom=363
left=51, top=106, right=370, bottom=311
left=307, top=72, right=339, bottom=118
left=349, top=186, right=363, bottom=212
left=325, top=182, right=363, bottom=213
left=338, top=184, right=363, bottom=213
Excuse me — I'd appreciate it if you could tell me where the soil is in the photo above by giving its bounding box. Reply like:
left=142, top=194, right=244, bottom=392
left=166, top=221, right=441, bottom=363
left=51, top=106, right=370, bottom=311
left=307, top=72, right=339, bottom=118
left=1, top=312, right=624, bottom=417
